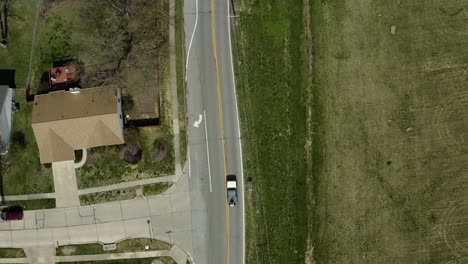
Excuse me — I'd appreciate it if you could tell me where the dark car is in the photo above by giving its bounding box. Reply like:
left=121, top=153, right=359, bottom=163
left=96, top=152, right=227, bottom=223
left=1, top=206, right=23, bottom=221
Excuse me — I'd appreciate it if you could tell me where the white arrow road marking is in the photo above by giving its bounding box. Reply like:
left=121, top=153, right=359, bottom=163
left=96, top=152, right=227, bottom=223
left=193, top=114, right=203, bottom=127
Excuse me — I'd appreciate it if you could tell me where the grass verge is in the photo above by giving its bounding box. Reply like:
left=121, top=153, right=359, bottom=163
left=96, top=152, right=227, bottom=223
left=5, top=199, right=55, bottom=210
left=175, top=0, right=187, bottom=165
left=57, top=258, right=176, bottom=264
left=56, top=239, right=171, bottom=256
left=79, top=183, right=172, bottom=205
left=143, top=182, right=172, bottom=196
left=233, top=0, right=309, bottom=263
left=0, top=248, right=26, bottom=258
left=79, top=187, right=138, bottom=206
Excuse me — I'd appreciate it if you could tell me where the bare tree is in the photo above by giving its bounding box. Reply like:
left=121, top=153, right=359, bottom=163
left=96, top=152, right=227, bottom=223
left=78, top=0, right=169, bottom=87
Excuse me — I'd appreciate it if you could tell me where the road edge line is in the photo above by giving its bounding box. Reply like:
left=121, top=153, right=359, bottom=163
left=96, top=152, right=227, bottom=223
left=203, top=110, right=213, bottom=193
left=185, top=0, right=199, bottom=81
left=227, top=1, right=246, bottom=264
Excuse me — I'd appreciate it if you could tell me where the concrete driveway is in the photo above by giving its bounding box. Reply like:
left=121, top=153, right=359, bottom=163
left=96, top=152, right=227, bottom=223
left=52, top=160, right=80, bottom=208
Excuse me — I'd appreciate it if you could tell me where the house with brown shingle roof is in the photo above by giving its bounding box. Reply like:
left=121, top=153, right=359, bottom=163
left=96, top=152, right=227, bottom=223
left=31, top=86, right=125, bottom=164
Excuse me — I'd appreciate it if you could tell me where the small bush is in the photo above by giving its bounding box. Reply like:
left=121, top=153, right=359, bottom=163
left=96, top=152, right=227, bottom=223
left=11, top=132, right=26, bottom=149
left=122, top=95, right=135, bottom=113
left=122, top=143, right=142, bottom=164
left=151, top=139, right=167, bottom=162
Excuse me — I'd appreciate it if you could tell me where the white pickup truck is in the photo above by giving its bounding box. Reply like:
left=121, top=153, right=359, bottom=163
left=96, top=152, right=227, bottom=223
left=226, top=175, right=238, bottom=206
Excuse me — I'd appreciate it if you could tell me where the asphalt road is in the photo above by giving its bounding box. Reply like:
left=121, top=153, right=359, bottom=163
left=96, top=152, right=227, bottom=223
left=184, top=0, right=245, bottom=263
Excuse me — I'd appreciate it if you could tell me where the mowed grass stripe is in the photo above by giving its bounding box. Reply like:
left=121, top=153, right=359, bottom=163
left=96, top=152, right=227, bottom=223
left=233, top=0, right=309, bottom=263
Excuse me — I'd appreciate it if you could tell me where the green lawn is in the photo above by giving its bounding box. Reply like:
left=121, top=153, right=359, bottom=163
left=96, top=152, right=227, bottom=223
left=4, top=95, right=53, bottom=195
left=0, top=0, right=39, bottom=87
left=57, top=239, right=171, bottom=256
left=6, top=199, right=55, bottom=210
left=0, top=0, right=55, bottom=195
left=143, top=182, right=172, bottom=196
left=116, top=238, right=171, bottom=252
left=0, top=248, right=26, bottom=258
left=77, top=127, right=174, bottom=189
left=175, top=0, right=187, bottom=165
left=233, top=0, right=309, bottom=263
left=79, top=187, right=138, bottom=206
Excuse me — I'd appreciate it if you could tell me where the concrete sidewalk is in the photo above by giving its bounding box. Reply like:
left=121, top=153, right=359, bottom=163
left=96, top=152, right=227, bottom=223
left=24, top=246, right=55, bottom=264
left=0, top=169, right=192, bottom=259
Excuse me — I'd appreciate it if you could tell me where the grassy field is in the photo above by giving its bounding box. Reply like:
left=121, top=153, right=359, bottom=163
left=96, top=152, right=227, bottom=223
left=309, top=0, right=468, bottom=263
left=0, top=0, right=38, bottom=87
left=57, top=239, right=171, bottom=256
left=233, top=0, right=309, bottom=263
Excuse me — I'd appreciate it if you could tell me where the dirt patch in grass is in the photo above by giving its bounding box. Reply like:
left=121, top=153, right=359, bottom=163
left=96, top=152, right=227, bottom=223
left=57, top=243, right=102, bottom=256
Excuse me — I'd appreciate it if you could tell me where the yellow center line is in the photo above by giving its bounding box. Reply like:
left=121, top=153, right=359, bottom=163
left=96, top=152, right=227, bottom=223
left=210, top=0, right=230, bottom=263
